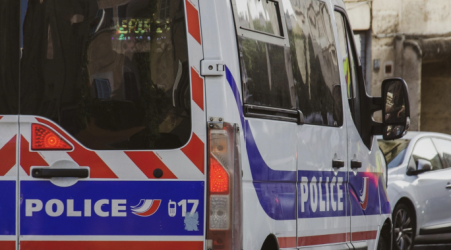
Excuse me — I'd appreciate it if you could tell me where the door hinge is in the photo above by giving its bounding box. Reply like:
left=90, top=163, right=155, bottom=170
left=201, top=60, right=225, bottom=76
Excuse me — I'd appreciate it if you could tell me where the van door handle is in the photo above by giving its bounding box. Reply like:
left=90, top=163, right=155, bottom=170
left=446, top=183, right=451, bottom=189
left=332, top=160, right=345, bottom=169
left=31, top=168, right=89, bottom=178
left=351, top=160, right=362, bottom=169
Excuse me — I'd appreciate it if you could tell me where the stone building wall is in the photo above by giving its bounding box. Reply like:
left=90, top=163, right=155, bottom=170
left=346, top=0, right=451, bottom=133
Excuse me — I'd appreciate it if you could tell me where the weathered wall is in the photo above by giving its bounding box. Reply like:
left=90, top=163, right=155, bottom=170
left=421, top=61, right=451, bottom=133
left=367, top=0, right=451, bottom=131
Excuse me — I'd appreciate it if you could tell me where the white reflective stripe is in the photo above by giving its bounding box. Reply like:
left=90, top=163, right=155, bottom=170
left=157, top=150, right=203, bottom=179
left=4, top=166, right=17, bottom=177
left=18, top=166, right=29, bottom=177
left=96, top=151, right=147, bottom=179
left=187, top=38, right=203, bottom=73
left=37, top=151, right=73, bottom=166
left=191, top=103, right=206, bottom=140
left=0, top=236, right=16, bottom=241
left=297, top=216, right=349, bottom=237
left=0, top=115, right=19, bottom=123
left=20, top=235, right=204, bottom=241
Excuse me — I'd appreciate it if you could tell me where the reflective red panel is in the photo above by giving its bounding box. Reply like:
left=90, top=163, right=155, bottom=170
left=31, top=124, right=72, bottom=150
left=209, top=156, right=229, bottom=194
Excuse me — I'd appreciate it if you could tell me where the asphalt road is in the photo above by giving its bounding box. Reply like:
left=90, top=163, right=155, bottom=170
left=414, top=244, right=451, bottom=250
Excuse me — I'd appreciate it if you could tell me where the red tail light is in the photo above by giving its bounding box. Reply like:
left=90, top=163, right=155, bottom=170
left=210, top=156, right=229, bottom=194
left=207, top=121, right=242, bottom=250
left=32, top=124, right=73, bottom=150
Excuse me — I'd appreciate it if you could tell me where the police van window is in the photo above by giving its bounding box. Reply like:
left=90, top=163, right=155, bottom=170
left=283, top=0, right=343, bottom=126
left=0, top=0, right=19, bottom=115
left=20, top=0, right=191, bottom=150
left=240, top=37, right=295, bottom=110
left=236, top=0, right=283, bottom=36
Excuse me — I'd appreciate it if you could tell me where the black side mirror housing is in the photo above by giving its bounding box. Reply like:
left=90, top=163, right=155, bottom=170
left=381, top=78, right=410, bottom=140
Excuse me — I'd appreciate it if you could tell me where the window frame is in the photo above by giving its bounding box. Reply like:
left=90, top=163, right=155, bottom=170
left=231, top=0, right=289, bottom=47
left=231, top=0, right=297, bottom=123
left=431, top=137, right=451, bottom=169
left=232, top=0, right=346, bottom=126
left=334, top=7, right=372, bottom=141
left=410, top=137, right=444, bottom=172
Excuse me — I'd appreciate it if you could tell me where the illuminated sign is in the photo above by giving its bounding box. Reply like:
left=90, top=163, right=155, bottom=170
left=115, top=19, right=170, bottom=41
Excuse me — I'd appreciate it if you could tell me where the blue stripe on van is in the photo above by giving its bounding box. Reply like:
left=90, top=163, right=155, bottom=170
left=224, top=66, right=384, bottom=220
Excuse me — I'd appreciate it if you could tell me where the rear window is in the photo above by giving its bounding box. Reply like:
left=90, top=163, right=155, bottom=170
left=20, top=0, right=191, bottom=150
left=378, top=139, right=410, bottom=168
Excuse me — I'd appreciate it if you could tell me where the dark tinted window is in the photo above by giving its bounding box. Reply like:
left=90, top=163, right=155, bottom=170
left=240, top=37, right=296, bottom=109
left=0, top=0, right=19, bottom=114
left=283, top=0, right=342, bottom=126
left=20, top=0, right=191, bottom=150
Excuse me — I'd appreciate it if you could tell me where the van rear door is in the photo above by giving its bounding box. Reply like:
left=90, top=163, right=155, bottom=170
left=18, top=0, right=206, bottom=249
left=0, top=0, right=20, bottom=249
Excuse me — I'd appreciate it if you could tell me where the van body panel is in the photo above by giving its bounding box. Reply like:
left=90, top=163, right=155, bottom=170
left=17, top=0, right=206, bottom=248
left=0, top=0, right=392, bottom=249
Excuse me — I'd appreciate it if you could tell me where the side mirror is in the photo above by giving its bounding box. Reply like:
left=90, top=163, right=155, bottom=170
left=382, top=78, right=410, bottom=140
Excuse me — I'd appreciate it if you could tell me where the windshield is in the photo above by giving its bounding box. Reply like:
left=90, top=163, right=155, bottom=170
left=378, top=139, right=411, bottom=169
left=19, top=0, right=191, bottom=150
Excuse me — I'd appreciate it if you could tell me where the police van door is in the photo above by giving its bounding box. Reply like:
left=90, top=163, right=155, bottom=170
left=334, top=7, right=385, bottom=250
left=282, top=0, right=351, bottom=249
left=0, top=1, right=20, bottom=249
left=18, top=0, right=206, bottom=249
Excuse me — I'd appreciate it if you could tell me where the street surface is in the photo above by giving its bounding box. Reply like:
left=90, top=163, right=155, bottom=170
left=414, top=244, right=451, bottom=249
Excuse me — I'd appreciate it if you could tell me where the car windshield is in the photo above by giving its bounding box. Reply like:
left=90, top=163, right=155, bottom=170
left=378, top=139, right=411, bottom=168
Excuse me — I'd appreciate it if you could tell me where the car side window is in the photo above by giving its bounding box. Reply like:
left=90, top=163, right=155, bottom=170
left=334, top=11, right=361, bottom=132
left=411, top=138, right=443, bottom=171
left=431, top=138, right=451, bottom=169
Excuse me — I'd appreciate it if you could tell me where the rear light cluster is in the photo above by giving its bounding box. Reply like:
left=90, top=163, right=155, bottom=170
left=31, top=124, right=72, bottom=150
left=207, top=121, right=242, bottom=250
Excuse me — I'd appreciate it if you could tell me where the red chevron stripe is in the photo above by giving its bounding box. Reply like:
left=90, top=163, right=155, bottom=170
left=0, top=135, right=16, bottom=176
left=20, top=136, right=48, bottom=175
left=125, top=151, right=176, bottom=179
left=21, top=241, right=203, bottom=250
left=185, top=0, right=201, bottom=44
left=35, top=118, right=117, bottom=179
left=0, top=241, right=15, bottom=250
left=191, top=67, right=204, bottom=111
left=181, top=133, right=204, bottom=174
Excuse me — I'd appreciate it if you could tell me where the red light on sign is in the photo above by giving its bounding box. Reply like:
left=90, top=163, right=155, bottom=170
left=31, top=124, right=72, bottom=150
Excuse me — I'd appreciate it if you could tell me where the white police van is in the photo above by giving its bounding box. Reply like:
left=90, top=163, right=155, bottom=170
left=0, top=0, right=410, bottom=249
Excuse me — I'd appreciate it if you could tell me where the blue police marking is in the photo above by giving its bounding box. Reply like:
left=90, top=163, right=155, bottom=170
left=0, top=181, right=15, bottom=235
left=21, top=180, right=204, bottom=235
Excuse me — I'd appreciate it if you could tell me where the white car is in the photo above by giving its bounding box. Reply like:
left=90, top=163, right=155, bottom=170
left=378, top=132, right=451, bottom=250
